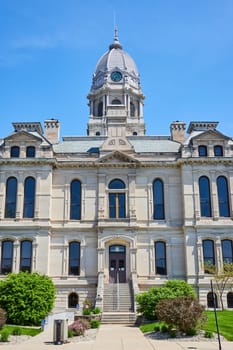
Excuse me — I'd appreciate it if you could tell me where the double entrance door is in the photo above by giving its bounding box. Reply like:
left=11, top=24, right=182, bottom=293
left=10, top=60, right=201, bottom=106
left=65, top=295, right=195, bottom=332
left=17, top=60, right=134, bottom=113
left=109, top=245, right=126, bottom=283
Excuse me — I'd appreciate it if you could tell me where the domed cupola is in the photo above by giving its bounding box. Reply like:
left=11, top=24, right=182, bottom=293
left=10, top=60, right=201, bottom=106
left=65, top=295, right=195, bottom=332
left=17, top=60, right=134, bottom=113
left=87, top=29, right=145, bottom=137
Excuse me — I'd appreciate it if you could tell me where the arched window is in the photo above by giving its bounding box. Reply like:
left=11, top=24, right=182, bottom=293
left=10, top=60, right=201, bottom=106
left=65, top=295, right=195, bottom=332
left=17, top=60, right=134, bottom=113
left=109, top=179, right=126, bottom=219
left=199, top=176, right=211, bottom=217
left=198, top=145, right=207, bottom=157
left=70, top=180, right=81, bottom=220
left=203, top=239, right=215, bottom=273
left=155, top=241, right=167, bottom=275
left=26, top=146, right=35, bottom=158
left=217, top=176, right=230, bottom=217
left=207, top=292, right=218, bottom=308
left=5, top=177, right=17, bottom=218
left=1, top=240, right=13, bottom=274
left=10, top=146, right=20, bottom=158
left=20, top=240, right=32, bottom=272
left=133, top=131, right=137, bottom=136
left=68, top=293, right=79, bottom=308
left=130, top=102, right=135, bottom=117
left=23, top=177, right=36, bottom=218
left=227, top=292, right=233, bottom=308
left=112, top=99, right=121, bottom=105
left=214, top=145, right=223, bottom=157
left=97, top=102, right=103, bottom=116
left=153, top=179, right=165, bottom=220
left=69, top=242, right=80, bottom=275
left=95, top=131, right=100, bottom=136
left=221, top=240, right=233, bottom=264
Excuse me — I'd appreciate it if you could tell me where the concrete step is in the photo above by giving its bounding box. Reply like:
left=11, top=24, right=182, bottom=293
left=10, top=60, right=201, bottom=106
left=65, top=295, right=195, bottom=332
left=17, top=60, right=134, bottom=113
left=101, top=312, right=136, bottom=324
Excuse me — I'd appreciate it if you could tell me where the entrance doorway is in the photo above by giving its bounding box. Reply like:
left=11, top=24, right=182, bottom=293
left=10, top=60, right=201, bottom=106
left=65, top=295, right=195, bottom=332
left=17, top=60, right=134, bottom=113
left=109, top=245, right=126, bottom=283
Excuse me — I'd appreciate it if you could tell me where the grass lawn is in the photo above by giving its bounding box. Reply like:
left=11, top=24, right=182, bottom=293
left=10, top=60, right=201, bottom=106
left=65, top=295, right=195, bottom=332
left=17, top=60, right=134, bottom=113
left=0, top=325, right=41, bottom=337
left=139, top=310, right=233, bottom=341
left=203, top=310, right=233, bottom=341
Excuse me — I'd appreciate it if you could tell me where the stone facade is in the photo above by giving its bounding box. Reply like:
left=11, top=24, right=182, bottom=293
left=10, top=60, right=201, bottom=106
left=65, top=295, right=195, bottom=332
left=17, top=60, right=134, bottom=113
left=0, top=33, right=233, bottom=312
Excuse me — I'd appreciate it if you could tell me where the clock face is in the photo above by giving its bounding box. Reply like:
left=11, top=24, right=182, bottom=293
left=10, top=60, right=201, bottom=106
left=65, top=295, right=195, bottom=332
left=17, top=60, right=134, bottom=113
left=111, top=71, right=122, bottom=82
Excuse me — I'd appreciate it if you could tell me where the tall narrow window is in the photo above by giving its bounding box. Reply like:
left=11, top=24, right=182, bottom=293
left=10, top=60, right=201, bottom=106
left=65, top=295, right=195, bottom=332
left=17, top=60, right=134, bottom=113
left=97, top=102, right=103, bottom=116
left=69, top=242, right=80, bottom=275
left=217, top=176, right=230, bottom=217
left=199, top=176, right=211, bottom=217
left=10, top=146, right=20, bottom=158
left=227, top=292, right=233, bottom=308
left=20, top=240, right=32, bottom=272
left=26, top=146, right=35, bottom=158
left=5, top=177, right=17, bottom=218
left=70, top=180, right=81, bottom=220
left=1, top=240, right=13, bottom=274
left=214, top=145, right=223, bottom=156
left=23, top=177, right=36, bottom=218
left=153, top=179, right=165, bottom=220
left=155, top=241, right=167, bottom=275
left=207, top=292, right=218, bottom=308
left=221, top=240, right=233, bottom=264
left=109, top=179, right=126, bottom=219
left=68, top=292, right=79, bottom=308
left=198, top=145, right=207, bottom=157
left=130, top=102, right=135, bottom=116
left=203, top=239, right=215, bottom=273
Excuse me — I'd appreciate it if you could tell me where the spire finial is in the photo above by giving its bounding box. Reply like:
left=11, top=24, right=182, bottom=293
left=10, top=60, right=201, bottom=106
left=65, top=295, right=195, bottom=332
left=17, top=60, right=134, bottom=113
left=109, top=16, right=122, bottom=50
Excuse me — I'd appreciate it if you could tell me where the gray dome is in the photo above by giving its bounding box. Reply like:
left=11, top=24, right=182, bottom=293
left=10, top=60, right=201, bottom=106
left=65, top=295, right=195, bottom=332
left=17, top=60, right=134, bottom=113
left=94, top=36, right=139, bottom=77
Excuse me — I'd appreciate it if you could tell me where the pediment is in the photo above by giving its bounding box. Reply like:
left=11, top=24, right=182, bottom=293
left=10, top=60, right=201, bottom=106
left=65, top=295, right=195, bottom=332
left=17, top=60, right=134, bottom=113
left=192, top=130, right=230, bottom=142
left=5, top=131, right=42, bottom=143
left=100, top=136, right=134, bottom=152
left=96, top=150, right=140, bottom=164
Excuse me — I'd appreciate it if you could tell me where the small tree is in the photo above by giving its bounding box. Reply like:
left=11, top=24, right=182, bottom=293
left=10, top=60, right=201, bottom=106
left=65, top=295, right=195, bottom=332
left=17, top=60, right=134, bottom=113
left=156, top=296, right=206, bottom=334
left=136, top=279, right=195, bottom=320
left=0, top=272, right=56, bottom=325
left=214, top=262, right=233, bottom=311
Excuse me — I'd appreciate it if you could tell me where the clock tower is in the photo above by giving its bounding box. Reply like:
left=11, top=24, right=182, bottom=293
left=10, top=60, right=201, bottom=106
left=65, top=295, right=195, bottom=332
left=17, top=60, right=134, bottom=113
left=87, top=29, right=145, bottom=137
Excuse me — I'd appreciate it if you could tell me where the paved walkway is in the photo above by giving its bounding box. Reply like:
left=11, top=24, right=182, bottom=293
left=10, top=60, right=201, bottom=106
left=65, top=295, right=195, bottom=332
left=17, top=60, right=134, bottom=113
left=0, top=324, right=232, bottom=350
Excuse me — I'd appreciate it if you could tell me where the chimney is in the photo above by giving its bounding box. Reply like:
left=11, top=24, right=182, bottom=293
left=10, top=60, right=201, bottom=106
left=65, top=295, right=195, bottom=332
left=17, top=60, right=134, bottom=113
left=44, top=119, right=60, bottom=144
left=170, top=121, right=186, bottom=143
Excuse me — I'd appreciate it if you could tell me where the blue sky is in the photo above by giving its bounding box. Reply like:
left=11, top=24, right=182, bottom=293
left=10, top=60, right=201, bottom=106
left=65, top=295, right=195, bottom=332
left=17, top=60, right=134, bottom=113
left=1, top=0, right=233, bottom=138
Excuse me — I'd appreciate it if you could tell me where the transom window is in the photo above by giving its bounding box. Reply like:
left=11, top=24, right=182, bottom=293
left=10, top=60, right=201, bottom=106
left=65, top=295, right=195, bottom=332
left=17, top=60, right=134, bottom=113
left=155, top=241, right=167, bottom=275
left=109, top=179, right=126, bottom=219
left=112, top=99, right=121, bottom=105
left=1, top=240, right=13, bottom=274
left=198, top=145, right=207, bottom=157
left=69, top=242, right=80, bottom=275
left=10, top=146, right=20, bottom=158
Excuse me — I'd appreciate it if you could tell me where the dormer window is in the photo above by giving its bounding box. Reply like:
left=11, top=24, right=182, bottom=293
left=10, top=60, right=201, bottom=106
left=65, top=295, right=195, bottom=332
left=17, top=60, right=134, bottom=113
left=26, top=146, right=35, bottom=158
left=10, top=146, right=20, bottom=158
left=214, top=145, right=223, bottom=157
left=198, top=145, right=207, bottom=157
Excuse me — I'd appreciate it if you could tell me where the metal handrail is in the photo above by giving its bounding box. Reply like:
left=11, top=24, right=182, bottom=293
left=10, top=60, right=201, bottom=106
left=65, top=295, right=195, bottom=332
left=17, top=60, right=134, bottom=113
left=117, top=270, right=120, bottom=311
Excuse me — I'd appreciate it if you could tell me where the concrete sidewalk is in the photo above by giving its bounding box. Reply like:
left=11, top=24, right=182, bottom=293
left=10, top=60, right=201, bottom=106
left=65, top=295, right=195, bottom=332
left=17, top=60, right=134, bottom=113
left=0, top=324, right=232, bottom=350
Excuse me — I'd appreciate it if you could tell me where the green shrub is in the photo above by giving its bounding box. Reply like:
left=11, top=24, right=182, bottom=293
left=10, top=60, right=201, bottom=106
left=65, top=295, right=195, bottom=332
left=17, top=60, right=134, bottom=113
left=169, top=330, right=177, bottom=338
left=83, top=299, right=92, bottom=314
left=83, top=309, right=91, bottom=316
left=136, top=280, right=195, bottom=320
left=161, top=324, right=169, bottom=333
left=92, top=307, right=101, bottom=314
left=186, top=328, right=197, bottom=336
left=0, top=272, right=55, bottom=325
left=0, top=308, right=6, bottom=330
left=156, top=296, right=206, bottom=334
left=12, top=327, right=22, bottom=336
left=68, top=328, right=74, bottom=338
left=0, top=330, right=9, bottom=342
left=204, top=330, right=214, bottom=338
left=154, top=324, right=160, bottom=332
left=90, top=319, right=100, bottom=328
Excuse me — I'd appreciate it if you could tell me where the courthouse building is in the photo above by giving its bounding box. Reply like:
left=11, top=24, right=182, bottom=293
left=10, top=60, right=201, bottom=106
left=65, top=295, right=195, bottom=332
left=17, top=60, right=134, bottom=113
left=0, top=32, right=233, bottom=319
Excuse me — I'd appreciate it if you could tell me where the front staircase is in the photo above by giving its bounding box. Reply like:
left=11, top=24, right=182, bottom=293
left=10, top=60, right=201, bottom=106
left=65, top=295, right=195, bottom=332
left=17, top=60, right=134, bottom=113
left=101, top=283, right=136, bottom=324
